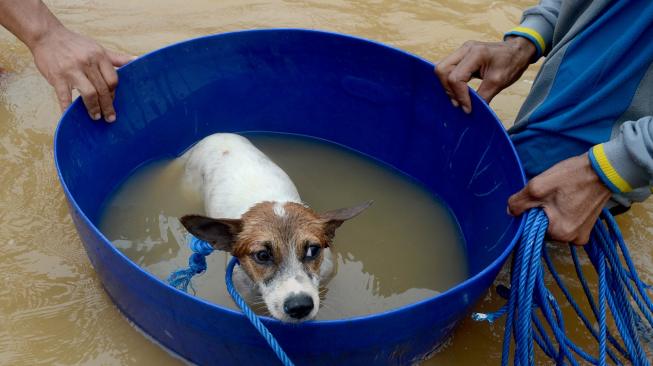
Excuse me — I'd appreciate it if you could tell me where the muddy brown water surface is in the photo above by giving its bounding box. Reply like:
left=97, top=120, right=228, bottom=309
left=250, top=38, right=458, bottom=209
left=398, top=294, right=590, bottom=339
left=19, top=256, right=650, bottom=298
left=2, top=0, right=653, bottom=365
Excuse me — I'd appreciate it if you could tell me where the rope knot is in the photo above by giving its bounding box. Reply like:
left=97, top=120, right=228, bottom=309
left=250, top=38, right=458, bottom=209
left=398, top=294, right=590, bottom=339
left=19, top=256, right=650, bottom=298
left=188, top=252, right=208, bottom=274
left=189, top=236, right=214, bottom=256
left=167, top=236, right=215, bottom=293
left=187, top=236, right=214, bottom=274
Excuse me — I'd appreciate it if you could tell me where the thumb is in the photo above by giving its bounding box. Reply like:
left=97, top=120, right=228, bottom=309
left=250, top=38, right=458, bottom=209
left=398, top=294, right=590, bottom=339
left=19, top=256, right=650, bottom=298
left=107, top=50, right=137, bottom=67
left=507, top=187, right=541, bottom=216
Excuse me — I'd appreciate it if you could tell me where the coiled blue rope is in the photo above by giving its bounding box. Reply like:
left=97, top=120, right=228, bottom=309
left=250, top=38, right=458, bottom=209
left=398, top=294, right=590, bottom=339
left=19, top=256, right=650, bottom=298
left=168, top=236, right=295, bottom=366
left=473, top=208, right=653, bottom=365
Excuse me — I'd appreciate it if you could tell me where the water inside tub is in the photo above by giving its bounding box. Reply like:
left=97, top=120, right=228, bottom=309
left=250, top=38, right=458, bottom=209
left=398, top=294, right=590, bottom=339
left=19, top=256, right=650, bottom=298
left=99, top=133, right=468, bottom=319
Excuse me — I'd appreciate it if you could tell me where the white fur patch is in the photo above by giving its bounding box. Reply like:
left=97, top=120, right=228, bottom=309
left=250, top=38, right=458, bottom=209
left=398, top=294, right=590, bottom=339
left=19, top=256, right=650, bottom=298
left=180, top=133, right=302, bottom=219
left=277, top=277, right=305, bottom=295
left=273, top=202, right=286, bottom=218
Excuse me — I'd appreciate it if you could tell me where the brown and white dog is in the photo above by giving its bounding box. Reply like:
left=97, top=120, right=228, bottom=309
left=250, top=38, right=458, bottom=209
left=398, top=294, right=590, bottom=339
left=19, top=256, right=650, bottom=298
left=179, top=133, right=371, bottom=322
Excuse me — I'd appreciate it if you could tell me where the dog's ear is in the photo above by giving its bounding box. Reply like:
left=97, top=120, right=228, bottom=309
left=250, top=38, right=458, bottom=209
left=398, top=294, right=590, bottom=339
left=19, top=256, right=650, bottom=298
left=319, top=200, right=373, bottom=241
left=180, top=215, right=242, bottom=252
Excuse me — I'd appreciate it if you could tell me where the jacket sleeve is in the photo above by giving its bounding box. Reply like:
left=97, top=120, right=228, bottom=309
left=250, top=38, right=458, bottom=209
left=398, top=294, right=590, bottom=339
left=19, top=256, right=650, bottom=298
left=589, top=116, right=653, bottom=194
left=504, top=0, right=562, bottom=61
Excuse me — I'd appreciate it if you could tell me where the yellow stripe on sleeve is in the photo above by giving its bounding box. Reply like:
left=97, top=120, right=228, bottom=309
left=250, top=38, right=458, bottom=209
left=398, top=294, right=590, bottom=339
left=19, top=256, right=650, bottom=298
left=510, top=26, right=547, bottom=53
left=592, top=144, right=633, bottom=193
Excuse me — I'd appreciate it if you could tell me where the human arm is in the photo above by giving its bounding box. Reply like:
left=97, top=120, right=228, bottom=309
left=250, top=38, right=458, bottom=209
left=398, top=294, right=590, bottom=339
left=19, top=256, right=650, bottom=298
left=507, top=154, right=611, bottom=245
left=508, top=116, right=653, bottom=245
left=0, top=0, right=133, bottom=121
left=434, top=0, right=561, bottom=113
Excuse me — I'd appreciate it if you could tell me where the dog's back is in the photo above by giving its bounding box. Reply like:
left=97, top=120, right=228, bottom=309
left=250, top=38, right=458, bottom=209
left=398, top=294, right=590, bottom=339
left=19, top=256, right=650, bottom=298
left=181, top=133, right=301, bottom=218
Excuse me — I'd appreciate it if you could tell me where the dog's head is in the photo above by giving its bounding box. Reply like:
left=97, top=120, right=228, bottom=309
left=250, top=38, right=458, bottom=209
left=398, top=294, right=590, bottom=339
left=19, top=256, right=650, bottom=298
left=180, top=200, right=371, bottom=322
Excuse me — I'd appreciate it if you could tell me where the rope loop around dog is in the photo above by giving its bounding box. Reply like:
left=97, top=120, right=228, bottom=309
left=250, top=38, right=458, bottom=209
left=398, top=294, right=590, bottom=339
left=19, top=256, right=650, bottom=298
left=168, top=236, right=295, bottom=366
left=225, top=257, right=295, bottom=366
left=473, top=208, right=653, bottom=366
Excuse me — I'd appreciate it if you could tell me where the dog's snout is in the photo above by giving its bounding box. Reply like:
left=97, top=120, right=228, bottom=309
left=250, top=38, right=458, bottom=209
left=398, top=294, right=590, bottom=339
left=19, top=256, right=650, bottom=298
left=283, top=294, right=314, bottom=319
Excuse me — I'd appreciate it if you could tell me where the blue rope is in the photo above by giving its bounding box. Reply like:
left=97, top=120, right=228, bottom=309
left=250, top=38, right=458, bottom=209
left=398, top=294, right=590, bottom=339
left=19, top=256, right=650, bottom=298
left=543, top=242, right=623, bottom=363
left=167, top=236, right=215, bottom=293
left=225, top=257, right=295, bottom=366
left=473, top=208, right=653, bottom=365
left=168, top=236, right=295, bottom=366
left=570, top=245, right=629, bottom=360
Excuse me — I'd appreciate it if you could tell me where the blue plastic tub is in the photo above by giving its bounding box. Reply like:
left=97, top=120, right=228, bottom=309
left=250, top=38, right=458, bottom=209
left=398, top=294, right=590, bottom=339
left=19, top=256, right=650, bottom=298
left=54, top=29, right=525, bottom=365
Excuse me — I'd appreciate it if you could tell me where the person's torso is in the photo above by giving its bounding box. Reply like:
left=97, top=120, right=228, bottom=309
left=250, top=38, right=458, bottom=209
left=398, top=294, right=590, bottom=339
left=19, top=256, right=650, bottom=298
left=509, top=0, right=653, bottom=178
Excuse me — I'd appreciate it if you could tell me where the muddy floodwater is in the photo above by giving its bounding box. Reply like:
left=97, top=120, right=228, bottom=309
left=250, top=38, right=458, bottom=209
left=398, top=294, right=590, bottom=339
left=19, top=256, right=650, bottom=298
left=2, top=0, right=653, bottom=365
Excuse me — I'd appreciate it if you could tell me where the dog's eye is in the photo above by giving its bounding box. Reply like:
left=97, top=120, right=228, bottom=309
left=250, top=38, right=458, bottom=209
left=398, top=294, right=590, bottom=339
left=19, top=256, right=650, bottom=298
left=253, top=249, right=273, bottom=264
left=304, top=244, right=321, bottom=260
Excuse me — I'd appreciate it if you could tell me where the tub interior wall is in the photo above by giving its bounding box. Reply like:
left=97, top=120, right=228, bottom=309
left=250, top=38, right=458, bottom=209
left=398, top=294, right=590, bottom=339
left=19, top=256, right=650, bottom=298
left=57, top=30, right=523, bottom=278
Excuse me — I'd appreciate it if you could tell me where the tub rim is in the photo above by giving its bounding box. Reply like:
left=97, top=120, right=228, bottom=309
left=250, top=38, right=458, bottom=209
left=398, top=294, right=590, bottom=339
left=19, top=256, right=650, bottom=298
left=53, top=27, right=527, bottom=328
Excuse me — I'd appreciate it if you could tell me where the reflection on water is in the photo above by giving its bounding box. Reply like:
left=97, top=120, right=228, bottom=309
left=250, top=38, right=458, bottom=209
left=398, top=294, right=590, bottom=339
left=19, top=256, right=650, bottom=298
left=2, top=0, right=652, bottom=364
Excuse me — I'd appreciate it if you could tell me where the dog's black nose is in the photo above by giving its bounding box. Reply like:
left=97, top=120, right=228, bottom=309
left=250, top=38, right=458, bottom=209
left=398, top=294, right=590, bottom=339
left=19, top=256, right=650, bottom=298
left=283, top=294, right=314, bottom=319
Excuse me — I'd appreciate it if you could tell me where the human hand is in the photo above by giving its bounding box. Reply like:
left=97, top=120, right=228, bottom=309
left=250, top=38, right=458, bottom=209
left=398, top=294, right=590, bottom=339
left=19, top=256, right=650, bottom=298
left=29, top=27, right=133, bottom=122
left=508, top=154, right=612, bottom=245
left=434, top=36, right=536, bottom=113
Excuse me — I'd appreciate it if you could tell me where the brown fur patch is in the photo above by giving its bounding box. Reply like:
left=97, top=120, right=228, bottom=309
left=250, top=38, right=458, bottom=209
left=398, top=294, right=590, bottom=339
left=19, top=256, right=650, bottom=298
left=232, top=202, right=330, bottom=284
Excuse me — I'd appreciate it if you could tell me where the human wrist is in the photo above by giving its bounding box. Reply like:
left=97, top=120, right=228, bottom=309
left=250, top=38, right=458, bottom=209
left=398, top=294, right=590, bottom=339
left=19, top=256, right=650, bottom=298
left=504, top=36, right=537, bottom=66
left=0, top=0, right=67, bottom=50
left=580, top=153, right=608, bottom=187
left=20, top=3, right=68, bottom=51
left=586, top=148, right=624, bottom=195
left=26, top=21, right=68, bottom=51
left=588, top=139, right=650, bottom=194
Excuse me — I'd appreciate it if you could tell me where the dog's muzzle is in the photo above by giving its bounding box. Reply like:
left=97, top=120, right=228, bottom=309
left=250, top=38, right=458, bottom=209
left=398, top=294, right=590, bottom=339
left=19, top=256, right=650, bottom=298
left=283, top=293, right=314, bottom=319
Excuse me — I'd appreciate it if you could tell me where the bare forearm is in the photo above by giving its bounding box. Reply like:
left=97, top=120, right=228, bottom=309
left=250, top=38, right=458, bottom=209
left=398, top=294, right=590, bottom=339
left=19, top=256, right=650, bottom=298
left=0, top=0, right=133, bottom=120
left=0, top=0, right=66, bottom=49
